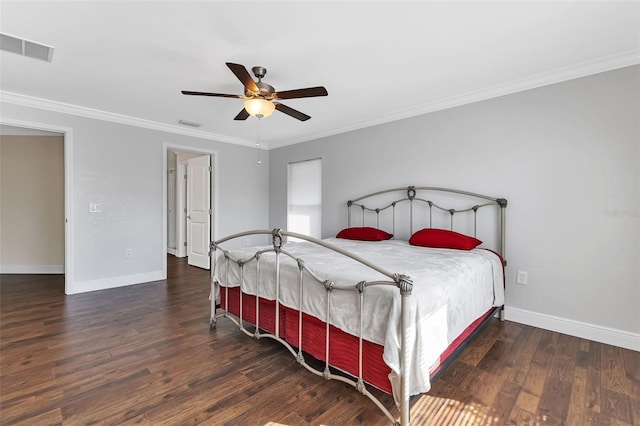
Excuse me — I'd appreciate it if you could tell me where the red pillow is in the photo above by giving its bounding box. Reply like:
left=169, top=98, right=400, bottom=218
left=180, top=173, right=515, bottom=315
left=409, top=228, right=481, bottom=250
left=336, top=227, right=393, bottom=241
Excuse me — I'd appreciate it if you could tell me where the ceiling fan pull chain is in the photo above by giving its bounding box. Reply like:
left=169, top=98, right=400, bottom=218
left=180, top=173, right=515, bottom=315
left=256, top=117, right=262, bottom=165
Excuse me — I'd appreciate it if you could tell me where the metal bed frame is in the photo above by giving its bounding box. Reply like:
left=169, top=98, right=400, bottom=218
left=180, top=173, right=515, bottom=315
left=209, top=186, right=507, bottom=425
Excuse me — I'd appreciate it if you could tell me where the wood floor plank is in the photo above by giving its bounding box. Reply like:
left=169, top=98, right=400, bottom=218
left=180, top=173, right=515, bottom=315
left=415, top=397, right=465, bottom=426
left=512, top=389, right=540, bottom=417
left=538, top=376, right=572, bottom=421
left=477, top=339, right=508, bottom=375
left=434, top=359, right=473, bottom=388
left=507, top=326, right=543, bottom=387
left=404, top=394, right=450, bottom=425
left=2, top=257, right=638, bottom=426
left=458, top=368, right=503, bottom=408
left=10, top=408, right=63, bottom=426
left=492, top=379, right=521, bottom=425
left=622, top=345, right=640, bottom=398
left=601, top=388, right=634, bottom=424
left=629, top=397, right=640, bottom=426
left=586, top=339, right=603, bottom=414
left=457, top=321, right=502, bottom=367
left=548, top=333, right=579, bottom=383
left=521, top=358, right=548, bottom=399
left=602, top=344, right=629, bottom=394
left=566, top=366, right=588, bottom=425
left=507, top=406, right=538, bottom=425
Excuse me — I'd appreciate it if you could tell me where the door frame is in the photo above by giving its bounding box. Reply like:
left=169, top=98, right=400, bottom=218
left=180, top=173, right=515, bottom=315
left=162, top=143, right=218, bottom=277
left=0, top=117, right=74, bottom=294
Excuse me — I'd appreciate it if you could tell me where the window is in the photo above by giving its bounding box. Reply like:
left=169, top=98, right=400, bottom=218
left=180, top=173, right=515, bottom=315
left=287, top=158, right=321, bottom=239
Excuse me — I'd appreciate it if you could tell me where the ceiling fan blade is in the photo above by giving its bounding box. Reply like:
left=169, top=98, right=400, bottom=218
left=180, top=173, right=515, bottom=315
left=274, top=103, right=311, bottom=121
left=181, top=90, right=242, bottom=98
left=233, top=108, right=250, bottom=121
left=226, top=62, right=259, bottom=93
left=275, top=86, right=328, bottom=100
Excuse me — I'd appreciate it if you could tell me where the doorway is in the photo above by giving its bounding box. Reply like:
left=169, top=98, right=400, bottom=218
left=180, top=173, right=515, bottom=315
left=0, top=119, right=73, bottom=293
left=163, top=144, right=217, bottom=276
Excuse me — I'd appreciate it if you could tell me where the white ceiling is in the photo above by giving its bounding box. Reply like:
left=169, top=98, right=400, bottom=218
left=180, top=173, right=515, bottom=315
left=1, top=1, right=638, bottom=149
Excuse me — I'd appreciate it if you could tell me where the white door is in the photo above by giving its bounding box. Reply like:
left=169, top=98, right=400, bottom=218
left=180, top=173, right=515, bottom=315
left=187, top=155, right=211, bottom=269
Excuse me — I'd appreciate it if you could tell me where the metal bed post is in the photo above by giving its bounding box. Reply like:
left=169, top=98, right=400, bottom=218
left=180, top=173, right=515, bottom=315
left=356, top=281, right=366, bottom=394
left=273, top=229, right=283, bottom=337
left=210, top=241, right=218, bottom=327
left=392, top=202, right=396, bottom=238
left=472, top=206, right=479, bottom=238
left=397, top=274, right=413, bottom=426
left=497, top=198, right=508, bottom=263
left=239, top=262, right=244, bottom=331
left=297, top=259, right=305, bottom=363
left=323, top=280, right=333, bottom=379
left=255, top=254, right=261, bottom=337
left=497, top=198, right=508, bottom=322
left=408, top=186, right=415, bottom=236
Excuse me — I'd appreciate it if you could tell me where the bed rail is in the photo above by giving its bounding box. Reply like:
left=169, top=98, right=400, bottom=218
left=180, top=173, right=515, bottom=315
left=210, top=229, right=412, bottom=425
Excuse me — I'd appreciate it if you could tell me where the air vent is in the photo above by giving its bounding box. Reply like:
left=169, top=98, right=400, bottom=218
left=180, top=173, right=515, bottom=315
left=178, top=119, right=202, bottom=128
left=0, top=33, right=54, bottom=62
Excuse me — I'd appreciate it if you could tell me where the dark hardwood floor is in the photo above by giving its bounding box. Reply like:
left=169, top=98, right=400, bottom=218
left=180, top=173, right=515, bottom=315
left=1, top=256, right=638, bottom=425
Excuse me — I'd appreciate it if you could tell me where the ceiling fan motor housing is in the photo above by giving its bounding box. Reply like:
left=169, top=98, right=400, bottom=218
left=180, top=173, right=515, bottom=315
left=250, top=81, right=275, bottom=99
left=246, top=66, right=275, bottom=98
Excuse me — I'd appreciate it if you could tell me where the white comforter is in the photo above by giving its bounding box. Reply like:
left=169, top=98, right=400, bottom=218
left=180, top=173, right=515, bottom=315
left=214, top=238, right=504, bottom=396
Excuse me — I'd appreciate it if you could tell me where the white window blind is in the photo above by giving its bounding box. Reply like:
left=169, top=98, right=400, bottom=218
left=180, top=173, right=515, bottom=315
left=287, top=159, right=321, bottom=239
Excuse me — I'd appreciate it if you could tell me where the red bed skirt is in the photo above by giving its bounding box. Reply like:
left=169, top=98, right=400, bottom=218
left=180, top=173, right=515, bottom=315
left=220, top=287, right=495, bottom=394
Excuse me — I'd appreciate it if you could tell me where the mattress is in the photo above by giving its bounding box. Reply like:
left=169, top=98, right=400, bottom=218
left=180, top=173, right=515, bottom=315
left=214, top=238, right=505, bottom=395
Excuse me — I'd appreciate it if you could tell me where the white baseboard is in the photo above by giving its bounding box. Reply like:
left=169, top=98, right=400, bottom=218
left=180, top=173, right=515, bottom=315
left=505, top=307, right=640, bottom=352
left=0, top=264, right=64, bottom=274
left=68, top=270, right=164, bottom=295
left=166, top=248, right=186, bottom=258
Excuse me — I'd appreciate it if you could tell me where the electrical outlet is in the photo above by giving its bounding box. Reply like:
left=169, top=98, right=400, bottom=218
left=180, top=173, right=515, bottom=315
left=125, top=248, right=133, bottom=258
left=516, top=270, right=528, bottom=285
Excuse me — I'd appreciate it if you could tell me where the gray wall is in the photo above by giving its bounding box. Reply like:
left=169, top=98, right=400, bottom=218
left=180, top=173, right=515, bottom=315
left=0, top=102, right=269, bottom=293
left=269, top=65, right=640, bottom=338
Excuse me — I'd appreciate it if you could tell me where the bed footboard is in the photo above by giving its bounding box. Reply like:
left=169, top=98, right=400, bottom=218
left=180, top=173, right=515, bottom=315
left=210, top=228, right=412, bottom=426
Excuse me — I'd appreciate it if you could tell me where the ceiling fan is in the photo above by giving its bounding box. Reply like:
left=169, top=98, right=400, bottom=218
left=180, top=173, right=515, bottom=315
left=181, top=62, right=328, bottom=121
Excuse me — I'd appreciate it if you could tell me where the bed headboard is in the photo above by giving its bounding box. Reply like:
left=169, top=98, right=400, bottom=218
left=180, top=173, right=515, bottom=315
left=347, top=186, right=508, bottom=261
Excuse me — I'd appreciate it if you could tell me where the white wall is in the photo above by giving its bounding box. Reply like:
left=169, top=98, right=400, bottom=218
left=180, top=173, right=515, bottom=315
left=269, top=65, right=639, bottom=349
left=0, top=102, right=270, bottom=294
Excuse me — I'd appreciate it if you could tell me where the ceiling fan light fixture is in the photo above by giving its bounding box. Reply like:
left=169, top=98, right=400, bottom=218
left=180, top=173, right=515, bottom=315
left=244, top=98, right=275, bottom=118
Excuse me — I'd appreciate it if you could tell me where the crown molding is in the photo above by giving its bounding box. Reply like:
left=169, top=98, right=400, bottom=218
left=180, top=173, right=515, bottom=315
left=2, top=49, right=638, bottom=151
left=0, top=90, right=261, bottom=149
left=268, top=49, right=640, bottom=149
